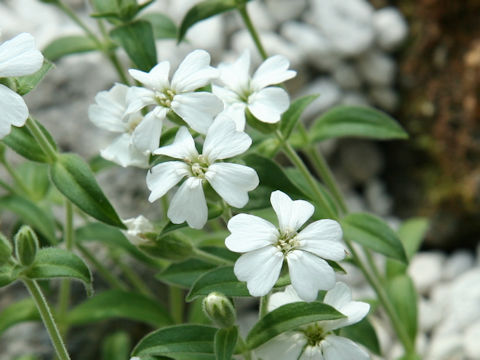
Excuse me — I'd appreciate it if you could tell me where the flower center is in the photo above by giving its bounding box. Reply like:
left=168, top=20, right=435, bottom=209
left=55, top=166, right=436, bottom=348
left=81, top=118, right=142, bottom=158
left=126, top=116, right=142, bottom=134
left=155, top=89, right=176, bottom=108
left=185, top=155, right=210, bottom=179
left=276, top=229, right=299, bottom=255
left=303, top=323, right=326, bottom=347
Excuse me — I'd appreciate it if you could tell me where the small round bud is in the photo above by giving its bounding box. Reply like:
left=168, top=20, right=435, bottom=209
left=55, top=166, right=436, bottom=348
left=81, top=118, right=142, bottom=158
left=202, top=292, right=236, bottom=328
left=0, top=233, right=13, bottom=265
left=14, top=226, right=39, bottom=266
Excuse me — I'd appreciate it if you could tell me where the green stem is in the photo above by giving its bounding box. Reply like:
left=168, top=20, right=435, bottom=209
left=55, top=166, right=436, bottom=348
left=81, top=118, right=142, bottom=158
left=238, top=4, right=268, bottom=60
left=23, top=279, right=71, bottom=360
left=259, top=296, right=268, bottom=318
left=112, top=251, right=155, bottom=298
left=76, top=243, right=129, bottom=290
left=192, top=248, right=233, bottom=266
left=237, top=335, right=252, bottom=360
left=169, top=287, right=184, bottom=324
left=0, top=178, right=16, bottom=194
left=25, top=117, right=58, bottom=162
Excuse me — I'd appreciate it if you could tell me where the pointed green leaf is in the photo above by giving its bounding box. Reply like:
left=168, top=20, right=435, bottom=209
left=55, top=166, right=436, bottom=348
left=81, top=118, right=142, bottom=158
left=15, top=60, right=54, bottom=95
left=178, top=0, right=237, bottom=42
left=187, top=266, right=249, bottom=301
left=156, top=259, right=216, bottom=289
left=280, top=94, right=319, bottom=140
left=67, top=290, right=172, bottom=327
left=339, top=316, right=381, bottom=355
left=110, top=20, right=157, bottom=71
left=310, top=106, right=408, bottom=142
left=17, top=162, right=50, bottom=201
left=50, top=153, right=125, bottom=228
left=341, top=212, right=408, bottom=263
left=0, top=298, right=40, bottom=335
left=43, top=36, right=98, bottom=61
left=246, top=302, right=345, bottom=349
left=214, top=327, right=238, bottom=360
left=142, top=12, right=178, bottom=39
left=2, top=119, right=57, bottom=163
left=23, top=248, right=93, bottom=295
left=0, top=195, right=57, bottom=244
left=131, top=324, right=217, bottom=359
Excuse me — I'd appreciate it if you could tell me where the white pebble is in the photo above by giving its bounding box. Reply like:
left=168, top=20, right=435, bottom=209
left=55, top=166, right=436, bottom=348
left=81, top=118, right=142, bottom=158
left=443, top=250, right=474, bottom=281
left=265, top=0, right=307, bottom=23
left=369, top=86, right=399, bottom=111
left=373, top=7, right=408, bottom=51
left=464, top=322, right=480, bottom=359
left=297, top=78, right=342, bottom=119
left=332, top=62, right=363, bottom=89
left=357, top=50, right=396, bottom=86
left=426, top=334, right=464, bottom=360
left=408, top=252, right=445, bottom=295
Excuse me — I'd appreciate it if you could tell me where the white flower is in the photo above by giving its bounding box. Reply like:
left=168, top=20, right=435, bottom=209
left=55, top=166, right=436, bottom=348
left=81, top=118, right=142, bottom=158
left=0, top=33, right=43, bottom=139
left=256, top=283, right=371, bottom=360
left=89, top=83, right=154, bottom=168
left=123, top=215, right=155, bottom=246
left=146, top=116, right=259, bottom=229
left=225, top=191, right=345, bottom=301
left=213, top=50, right=296, bottom=130
left=126, top=49, right=223, bottom=143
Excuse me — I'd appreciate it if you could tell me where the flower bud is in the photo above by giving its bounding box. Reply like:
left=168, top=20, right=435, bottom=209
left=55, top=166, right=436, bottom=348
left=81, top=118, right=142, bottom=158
left=0, top=233, right=12, bottom=265
left=123, top=215, right=155, bottom=246
left=202, top=292, right=236, bottom=328
left=14, top=226, right=39, bottom=266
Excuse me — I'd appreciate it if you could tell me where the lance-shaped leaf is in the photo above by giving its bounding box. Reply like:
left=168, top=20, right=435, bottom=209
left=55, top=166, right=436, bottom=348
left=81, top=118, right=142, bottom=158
left=157, top=258, right=216, bottom=289
left=280, top=94, right=319, bottom=140
left=0, top=195, right=57, bottom=244
left=110, top=20, right=157, bottom=71
left=187, top=266, right=249, bottom=301
left=43, top=36, right=98, bottom=62
left=131, top=324, right=217, bottom=359
left=23, top=248, right=93, bottom=295
left=67, top=290, right=172, bottom=327
left=178, top=0, right=237, bottom=42
left=142, top=12, right=178, bottom=39
left=0, top=298, right=39, bottom=335
left=215, top=327, right=238, bottom=360
left=2, top=119, right=57, bottom=163
left=50, top=153, right=125, bottom=229
left=15, top=60, right=53, bottom=95
left=341, top=212, right=408, bottom=263
left=310, top=106, right=408, bottom=142
left=339, top=316, right=381, bottom=355
left=246, top=302, right=345, bottom=349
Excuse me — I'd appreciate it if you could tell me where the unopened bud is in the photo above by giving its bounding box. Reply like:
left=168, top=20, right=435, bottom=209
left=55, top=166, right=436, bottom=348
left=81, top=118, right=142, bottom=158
left=202, top=292, right=236, bottom=328
left=124, top=215, right=155, bottom=246
left=0, top=233, right=12, bottom=264
left=14, top=226, right=39, bottom=266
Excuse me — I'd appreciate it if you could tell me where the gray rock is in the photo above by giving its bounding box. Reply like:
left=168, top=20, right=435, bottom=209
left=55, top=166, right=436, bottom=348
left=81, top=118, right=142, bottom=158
left=408, top=252, right=446, bottom=295
left=265, top=0, right=307, bottom=23
left=373, top=7, right=408, bottom=51
left=443, top=250, right=475, bottom=281
left=357, top=50, right=396, bottom=86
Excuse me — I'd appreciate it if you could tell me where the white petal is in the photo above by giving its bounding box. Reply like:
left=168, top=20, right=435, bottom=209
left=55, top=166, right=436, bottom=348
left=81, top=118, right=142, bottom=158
left=202, top=116, right=252, bottom=161
left=212, top=84, right=241, bottom=105
left=321, top=335, right=370, bottom=360
left=154, top=126, right=198, bottom=159
left=0, top=33, right=43, bottom=77
left=251, top=55, right=296, bottom=90
left=298, top=220, right=345, bottom=261
left=131, top=109, right=165, bottom=154
left=146, top=161, right=189, bottom=202
left=206, top=163, right=259, bottom=208
left=287, top=250, right=336, bottom=302
left=270, top=191, right=314, bottom=232
left=168, top=177, right=208, bottom=229
left=125, top=86, right=156, bottom=114
left=216, top=103, right=247, bottom=131
left=100, top=134, right=149, bottom=168
left=234, top=246, right=283, bottom=297
left=256, top=332, right=306, bottom=360
left=171, top=50, right=218, bottom=92
left=217, top=50, right=251, bottom=93
left=0, top=84, right=28, bottom=138
left=299, top=345, right=325, bottom=360
left=128, top=61, right=170, bottom=91
left=225, top=214, right=278, bottom=253
left=89, top=84, right=129, bottom=132
left=248, top=87, right=290, bottom=124
left=171, top=92, right=223, bottom=134
left=268, top=285, right=303, bottom=312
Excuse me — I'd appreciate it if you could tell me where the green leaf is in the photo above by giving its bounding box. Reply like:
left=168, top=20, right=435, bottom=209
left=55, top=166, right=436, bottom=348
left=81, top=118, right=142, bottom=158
left=50, top=153, right=125, bottom=228
left=0, top=298, right=40, bottom=335
left=15, top=60, right=54, bottom=95
left=67, top=290, right=172, bottom=327
left=156, top=258, right=215, bottom=289
left=214, top=327, right=238, bottom=360
left=246, top=302, right=345, bottom=349
left=387, top=275, right=418, bottom=344
left=101, top=331, right=131, bottom=360
left=110, top=20, right=157, bottom=71
left=0, top=264, right=15, bottom=287
left=178, top=0, right=237, bottom=42
left=23, top=248, right=93, bottom=295
left=187, top=266, right=249, bottom=301
left=43, top=36, right=98, bottom=61
left=310, top=106, right=408, bottom=142
left=142, top=12, right=178, bottom=39
left=131, top=324, right=217, bottom=359
left=341, top=212, right=407, bottom=263
left=280, top=94, right=319, bottom=140
left=2, top=119, right=57, bottom=163
left=17, top=162, right=50, bottom=201
left=0, top=195, right=57, bottom=244
left=88, top=154, right=117, bottom=173
left=339, top=316, right=381, bottom=355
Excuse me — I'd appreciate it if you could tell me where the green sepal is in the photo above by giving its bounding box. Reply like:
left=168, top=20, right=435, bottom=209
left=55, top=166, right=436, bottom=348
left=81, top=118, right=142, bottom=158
left=14, top=60, right=53, bottom=95
left=138, top=232, right=194, bottom=262
left=14, top=226, right=39, bottom=267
